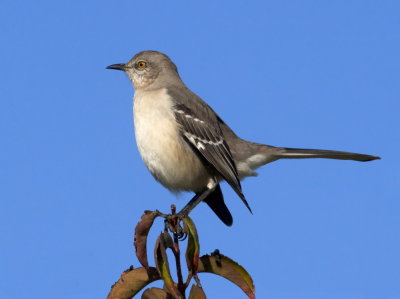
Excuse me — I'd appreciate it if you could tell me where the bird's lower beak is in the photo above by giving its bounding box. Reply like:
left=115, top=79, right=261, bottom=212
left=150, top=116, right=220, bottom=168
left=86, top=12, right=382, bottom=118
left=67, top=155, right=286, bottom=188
left=106, top=63, right=126, bottom=71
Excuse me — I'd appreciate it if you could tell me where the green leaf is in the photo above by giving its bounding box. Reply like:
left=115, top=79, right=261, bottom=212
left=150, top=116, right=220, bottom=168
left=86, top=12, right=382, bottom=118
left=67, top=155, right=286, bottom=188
left=154, top=234, right=183, bottom=298
left=134, top=211, right=158, bottom=268
left=107, top=266, right=160, bottom=299
left=183, top=217, right=200, bottom=274
left=142, top=287, right=174, bottom=299
left=188, top=284, right=207, bottom=299
left=198, top=253, right=255, bottom=299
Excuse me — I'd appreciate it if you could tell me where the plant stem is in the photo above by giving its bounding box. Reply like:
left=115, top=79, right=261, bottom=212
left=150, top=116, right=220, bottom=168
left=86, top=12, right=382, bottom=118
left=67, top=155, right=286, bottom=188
left=173, top=232, right=185, bottom=296
left=170, top=205, right=186, bottom=296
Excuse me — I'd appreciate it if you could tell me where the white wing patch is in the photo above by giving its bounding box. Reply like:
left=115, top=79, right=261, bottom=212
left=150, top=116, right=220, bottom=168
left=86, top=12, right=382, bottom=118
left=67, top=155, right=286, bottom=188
left=176, top=108, right=224, bottom=147
left=183, top=132, right=224, bottom=146
left=196, top=142, right=205, bottom=150
left=175, top=109, right=204, bottom=123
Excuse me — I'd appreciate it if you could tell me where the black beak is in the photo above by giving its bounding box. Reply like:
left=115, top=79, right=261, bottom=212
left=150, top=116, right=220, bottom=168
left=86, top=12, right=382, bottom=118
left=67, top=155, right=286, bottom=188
left=106, top=63, right=126, bottom=71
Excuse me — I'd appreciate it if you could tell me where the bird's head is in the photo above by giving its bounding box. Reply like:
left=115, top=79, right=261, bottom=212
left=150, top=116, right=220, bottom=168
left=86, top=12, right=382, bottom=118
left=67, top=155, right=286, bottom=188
left=106, top=50, right=180, bottom=90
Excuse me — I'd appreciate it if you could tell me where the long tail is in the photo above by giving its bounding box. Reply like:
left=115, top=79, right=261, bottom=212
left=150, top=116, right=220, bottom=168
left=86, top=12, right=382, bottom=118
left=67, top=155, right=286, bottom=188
left=277, top=147, right=380, bottom=162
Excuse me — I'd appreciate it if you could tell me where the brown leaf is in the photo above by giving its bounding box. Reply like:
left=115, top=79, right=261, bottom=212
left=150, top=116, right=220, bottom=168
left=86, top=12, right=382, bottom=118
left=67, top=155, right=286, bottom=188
left=188, top=284, right=207, bottom=299
left=154, top=234, right=183, bottom=298
left=107, top=267, right=160, bottom=299
left=183, top=217, right=200, bottom=274
left=142, top=287, right=174, bottom=299
left=198, top=253, right=255, bottom=299
left=162, top=230, right=174, bottom=250
left=134, top=210, right=158, bottom=268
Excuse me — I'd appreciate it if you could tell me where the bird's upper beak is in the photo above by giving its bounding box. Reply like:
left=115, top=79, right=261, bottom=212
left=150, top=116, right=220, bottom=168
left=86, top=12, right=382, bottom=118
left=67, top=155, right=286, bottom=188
left=106, top=63, right=126, bottom=71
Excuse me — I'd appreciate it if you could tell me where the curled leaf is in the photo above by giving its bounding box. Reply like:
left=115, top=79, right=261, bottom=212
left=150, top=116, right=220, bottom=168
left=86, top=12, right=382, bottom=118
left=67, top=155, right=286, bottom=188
left=142, top=287, right=173, bottom=299
left=188, top=284, right=207, bottom=299
left=198, top=253, right=255, bottom=299
left=162, top=230, right=174, bottom=250
left=134, top=210, right=158, bottom=268
left=154, top=234, right=182, bottom=298
left=107, top=266, right=160, bottom=299
left=183, top=217, right=200, bottom=274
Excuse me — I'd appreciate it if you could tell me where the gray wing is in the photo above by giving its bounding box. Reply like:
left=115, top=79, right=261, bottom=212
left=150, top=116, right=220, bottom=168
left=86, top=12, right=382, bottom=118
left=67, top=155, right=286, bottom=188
left=173, top=103, right=252, bottom=213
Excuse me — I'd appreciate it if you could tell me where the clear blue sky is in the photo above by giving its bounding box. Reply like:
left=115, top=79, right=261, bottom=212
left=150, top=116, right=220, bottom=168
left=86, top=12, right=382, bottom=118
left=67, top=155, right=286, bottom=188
left=1, top=1, right=399, bottom=298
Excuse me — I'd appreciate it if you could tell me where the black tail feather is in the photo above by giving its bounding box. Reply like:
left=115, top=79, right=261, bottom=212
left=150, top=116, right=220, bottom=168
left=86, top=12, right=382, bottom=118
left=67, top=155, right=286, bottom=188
left=203, top=184, right=233, bottom=226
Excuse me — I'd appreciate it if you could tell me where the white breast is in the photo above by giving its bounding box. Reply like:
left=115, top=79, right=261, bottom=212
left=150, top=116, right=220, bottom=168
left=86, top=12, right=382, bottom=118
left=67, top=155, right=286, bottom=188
left=133, top=88, right=210, bottom=192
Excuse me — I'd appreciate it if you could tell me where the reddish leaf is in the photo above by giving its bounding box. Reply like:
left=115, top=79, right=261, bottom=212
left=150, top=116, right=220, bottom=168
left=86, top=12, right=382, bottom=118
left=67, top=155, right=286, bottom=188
left=142, top=287, right=173, bottom=299
left=154, top=234, right=183, bottom=298
left=188, top=284, right=207, bottom=299
left=134, top=210, right=158, bottom=268
left=107, top=266, right=160, bottom=299
left=183, top=217, right=200, bottom=274
left=198, top=253, right=255, bottom=299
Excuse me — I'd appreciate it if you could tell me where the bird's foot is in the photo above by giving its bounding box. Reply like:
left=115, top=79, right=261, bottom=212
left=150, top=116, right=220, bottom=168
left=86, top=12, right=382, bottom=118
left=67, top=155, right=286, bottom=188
left=165, top=216, right=187, bottom=241
left=156, top=206, right=188, bottom=240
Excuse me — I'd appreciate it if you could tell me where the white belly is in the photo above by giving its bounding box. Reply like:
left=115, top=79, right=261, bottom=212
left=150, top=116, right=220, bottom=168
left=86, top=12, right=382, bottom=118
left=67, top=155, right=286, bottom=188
left=133, top=88, right=210, bottom=192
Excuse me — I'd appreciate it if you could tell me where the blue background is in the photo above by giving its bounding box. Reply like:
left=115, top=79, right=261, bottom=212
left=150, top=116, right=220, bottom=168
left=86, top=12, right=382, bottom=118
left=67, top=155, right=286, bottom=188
left=1, top=1, right=399, bottom=298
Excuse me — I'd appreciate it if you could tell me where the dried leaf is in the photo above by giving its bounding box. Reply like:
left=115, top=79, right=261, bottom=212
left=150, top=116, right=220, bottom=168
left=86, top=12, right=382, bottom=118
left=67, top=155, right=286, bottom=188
left=154, top=234, right=182, bottom=298
left=134, top=210, right=158, bottom=268
left=162, top=230, right=174, bottom=250
left=107, top=266, right=160, bottom=299
left=183, top=217, right=200, bottom=274
left=188, top=284, right=207, bottom=299
left=142, top=287, right=173, bottom=299
left=198, top=253, right=255, bottom=299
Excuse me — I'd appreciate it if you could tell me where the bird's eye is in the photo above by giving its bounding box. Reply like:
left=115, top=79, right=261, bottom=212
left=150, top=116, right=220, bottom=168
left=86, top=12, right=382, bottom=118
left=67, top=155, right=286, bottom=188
left=136, top=61, right=147, bottom=70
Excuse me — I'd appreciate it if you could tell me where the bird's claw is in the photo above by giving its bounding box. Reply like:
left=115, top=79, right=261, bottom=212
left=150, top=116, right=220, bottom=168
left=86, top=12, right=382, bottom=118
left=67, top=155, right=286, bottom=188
left=164, top=213, right=187, bottom=240
left=156, top=207, right=188, bottom=240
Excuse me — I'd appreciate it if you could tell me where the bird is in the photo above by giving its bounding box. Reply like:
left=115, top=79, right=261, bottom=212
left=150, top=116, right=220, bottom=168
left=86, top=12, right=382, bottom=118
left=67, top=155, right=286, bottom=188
left=106, top=50, right=380, bottom=226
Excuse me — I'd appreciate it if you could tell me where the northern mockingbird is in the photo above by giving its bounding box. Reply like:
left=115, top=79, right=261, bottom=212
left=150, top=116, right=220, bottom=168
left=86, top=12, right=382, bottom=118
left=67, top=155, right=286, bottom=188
left=107, top=50, right=380, bottom=226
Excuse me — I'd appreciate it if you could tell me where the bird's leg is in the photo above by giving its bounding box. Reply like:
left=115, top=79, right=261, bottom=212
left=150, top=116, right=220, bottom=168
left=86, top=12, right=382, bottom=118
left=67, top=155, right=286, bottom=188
left=178, top=188, right=214, bottom=217
left=177, top=179, right=218, bottom=218
left=167, top=180, right=217, bottom=236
